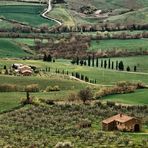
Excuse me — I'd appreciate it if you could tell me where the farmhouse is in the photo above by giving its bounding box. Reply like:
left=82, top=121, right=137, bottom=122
left=102, top=114, right=141, bottom=132
left=18, top=65, right=33, bottom=76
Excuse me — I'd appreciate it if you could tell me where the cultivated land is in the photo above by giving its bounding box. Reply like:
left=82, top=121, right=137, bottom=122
left=0, top=0, right=148, bottom=147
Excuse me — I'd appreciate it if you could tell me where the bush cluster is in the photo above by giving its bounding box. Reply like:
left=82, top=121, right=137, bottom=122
left=96, top=81, right=144, bottom=98
left=45, top=85, right=60, bottom=92
left=0, top=84, right=18, bottom=92
left=25, top=84, right=40, bottom=92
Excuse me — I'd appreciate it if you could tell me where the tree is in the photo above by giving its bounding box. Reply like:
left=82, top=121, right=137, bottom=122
left=127, top=66, right=130, bottom=71
left=134, top=66, right=137, bottom=72
left=96, top=58, right=99, bottom=67
left=47, top=54, right=52, bottom=62
left=116, top=61, right=119, bottom=70
left=4, top=65, right=7, bottom=70
left=92, top=54, right=95, bottom=67
left=108, top=59, right=111, bottom=69
left=71, top=59, right=75, bottom=65
left=76, top=57, right=79, bottom=65
left=101, top=59, right=103, bottom=68
left=119, top=61, right=124, bottom=71
left=88, top=55, right=91, bottom=66
left=78, top=88, right=93, bottom=104
left=104, top=60, right=107, bottom=69
left=111, top=61, right=114, bottom=69
left=80, top=60, right=84, bottom=66
left=84, top=60, right=87, bottom=66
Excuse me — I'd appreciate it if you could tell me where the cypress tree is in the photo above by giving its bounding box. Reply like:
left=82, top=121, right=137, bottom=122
left=104, top=60, right=107, bottom=69
left=43, top=53, right=47, bottom=61
left=92, top=54, right=95, bottom=67
left=119, top=61, right=124, bottom=71
left=88, top=55, right=91, bottom=66
left=101, top=59, right=103, bottom=68
left=108, top=59, right=111, bottom=69
left=127, top=66, right=130, bottom=71
left=76, top=57, right=79, bottom=65
left=111, top=61, right=114, bottom=69
left=96, top=58, right=99, bottom=67
left=116, top=61, right=119, bottom=70
left=134, top=66, right=137, bottom=72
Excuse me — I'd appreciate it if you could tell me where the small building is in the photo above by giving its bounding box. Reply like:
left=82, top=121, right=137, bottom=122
left=21, top=70, right=32, bottom=76
left=102, top=114, right=141, bottom=132
left=18, top=65, right=33, bottom=76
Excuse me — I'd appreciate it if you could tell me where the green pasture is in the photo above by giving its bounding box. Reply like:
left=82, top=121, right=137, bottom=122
left=90, top=39, right=148, bottom=51
left=0, top=5, right=56, bottom=27
left=47, top=4, right=75, bottom=26
left=0, top=39, right=30, bottom=58
left=102, top=89, right=148, bottom=105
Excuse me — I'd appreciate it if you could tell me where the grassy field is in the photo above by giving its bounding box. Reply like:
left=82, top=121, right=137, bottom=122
left=0, top=5, right=56, bottom=27
left=102, top=89, right=148, bottom=105
left=0, top=58, right=148, bottom=84
left=90, top=39, right=148, bottom=51
left=0, top=1, right=42, bottom=5
left=0, top=39, right=31, bottom=58
left=0, top=73, right=87, bottom=112
left=106, top=7, right=148, bottom=25
left=48, top=4, right=75, bottom=27
left=66, top=0, right=148, bottom=10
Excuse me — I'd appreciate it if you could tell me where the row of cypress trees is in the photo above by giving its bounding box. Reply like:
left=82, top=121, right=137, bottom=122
left=71, top=56, right=137, bottom=72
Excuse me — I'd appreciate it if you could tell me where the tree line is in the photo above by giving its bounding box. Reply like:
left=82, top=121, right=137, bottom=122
left=71, top=56, right=137, bottom=72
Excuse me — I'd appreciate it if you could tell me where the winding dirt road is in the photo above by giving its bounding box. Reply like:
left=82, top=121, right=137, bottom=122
left=42, top=0, right=62, bottom=25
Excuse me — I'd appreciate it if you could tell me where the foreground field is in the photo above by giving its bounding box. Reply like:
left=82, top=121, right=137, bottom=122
left=0, top=104, right=147, bottom=147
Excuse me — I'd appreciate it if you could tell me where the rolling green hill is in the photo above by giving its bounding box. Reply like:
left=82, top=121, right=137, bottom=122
left=0, top=5, right=56, bottom=27
left=0, top=39, right=31, bottom=58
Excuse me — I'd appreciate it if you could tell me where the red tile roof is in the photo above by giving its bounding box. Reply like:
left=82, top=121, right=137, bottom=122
left=102, top=114, right=134, bottom=124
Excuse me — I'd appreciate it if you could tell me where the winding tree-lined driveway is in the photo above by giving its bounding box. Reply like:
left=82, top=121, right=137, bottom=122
left=42, top=0, right=62, bottom=25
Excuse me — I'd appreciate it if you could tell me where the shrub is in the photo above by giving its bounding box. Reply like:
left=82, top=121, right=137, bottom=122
left=78, top=119, right=92, bottom=128
left=78, top=87, right=93, bottom=104
left=25, top=84, right=40, bottom=92
left=55, top=141, right=74, bottom=148
left=67, top=92, right=80, bottom=102
left=45, top=85, right=60, bottom=92
left=0, top=84, right=18, bottom=92
left=96, top=82, right=136, bottom=98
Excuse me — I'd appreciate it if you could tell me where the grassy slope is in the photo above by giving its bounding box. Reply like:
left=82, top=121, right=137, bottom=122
left=47, top=4, right=75, bottom=26
left=0, top=5, right=56, bottom=27
left=90, top=39, right=148, bottom=51
left=106, top=7, right=148, bottom=25
left=102, top=89, right=148, bottom=105
left=0, top=74, right=86, bottom=112
left=0, top=39, right=30, bottom=58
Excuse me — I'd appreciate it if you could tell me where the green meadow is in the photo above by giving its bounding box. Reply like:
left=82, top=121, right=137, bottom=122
left=90, top=39, right=148, bottom=51
left=0, top=39, right=30, bottom=58
left=0, top=5, right=56, bottom=27
left=102, top=89, right=148, bottom=105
